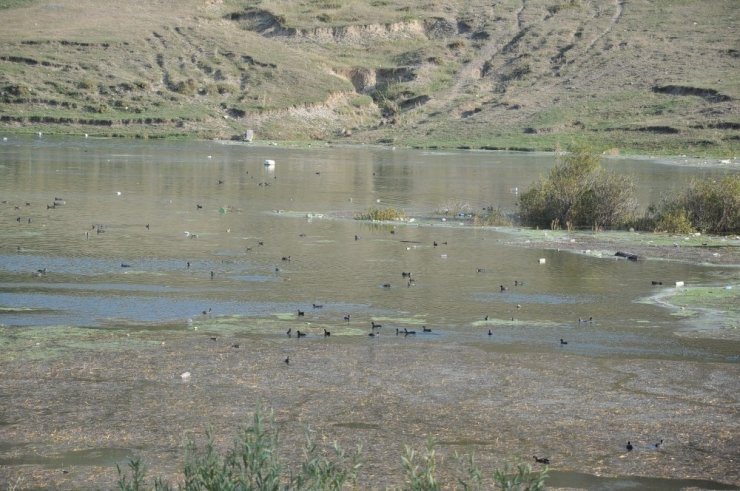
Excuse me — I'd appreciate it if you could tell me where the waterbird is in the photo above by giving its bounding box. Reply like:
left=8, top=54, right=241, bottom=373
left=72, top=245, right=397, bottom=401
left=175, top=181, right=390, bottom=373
left=626, top=441, right=633, bottom=451
left=488, top=329, right=492, bottom=336
left=533, top=456, right=550, bottom=465
left=296, top=330, right=307, bottom=338
left=403, top=328, right=416, bottom=335
left=284, top=356, right=290, bottom=365
left=422, top=326, right=432, bottom=332
left=344, top=314, right=351, bottom=322
left=324, top=329, right=331, bottom=337
left=371, top=321, right=382, bottom=329
left=232, top=344, right=240, bottom=348
left=500, top=284, right=507, bottom=292
left=286, top=328, right=292, bottom=337
left=560, top=338, right=568, bottom=345
left=312, top=303, right=323, bottom=309
left=196, top=204, right=203, bottom=209
left=382, top=283, right=391, bottom=288
left=297, top=310, right=305, bottom=316
left=654, top=439, right=663, bottom=449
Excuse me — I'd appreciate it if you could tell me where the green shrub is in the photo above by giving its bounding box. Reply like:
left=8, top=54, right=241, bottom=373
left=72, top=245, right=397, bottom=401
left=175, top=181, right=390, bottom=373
left=79, top=78, right=98, bottom=91
left=643, top=175, right=739, bottom=234
left=401, top=439, right=439, bottom=490
left=350, top=95, right=374, bottom=107
left=173, top=79, right=198, bottom=96
left=517, top=146, right=637, bottom=230
left=5, top=83, right=30, bottom=97
left=654, top=208, right=695, bottom=234
left=492, top=462, right=548, bottom=491
left=682, top=175, right=740, bottom=234
left=118, top=408, right=361, bottom=491
left=116, top=410, right=549, bottom=490
left=474, top=206, right=513, bottom=226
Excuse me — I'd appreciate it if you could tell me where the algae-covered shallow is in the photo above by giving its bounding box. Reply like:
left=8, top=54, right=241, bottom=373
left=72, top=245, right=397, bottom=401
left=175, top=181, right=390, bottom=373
left=0, top=137, right=737, bottom=489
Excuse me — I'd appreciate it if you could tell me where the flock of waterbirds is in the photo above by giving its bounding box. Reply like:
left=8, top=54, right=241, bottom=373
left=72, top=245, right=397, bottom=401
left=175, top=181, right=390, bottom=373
left=4, top=159, right=673, bottom=472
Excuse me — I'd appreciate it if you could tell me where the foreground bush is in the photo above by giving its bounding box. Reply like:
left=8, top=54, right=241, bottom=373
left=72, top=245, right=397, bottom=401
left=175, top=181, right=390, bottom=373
left=118, top=409, right=361, bottom=491
left=518, top=146, right=637, bottom=230
left=117, top=410, right=548, bottom=490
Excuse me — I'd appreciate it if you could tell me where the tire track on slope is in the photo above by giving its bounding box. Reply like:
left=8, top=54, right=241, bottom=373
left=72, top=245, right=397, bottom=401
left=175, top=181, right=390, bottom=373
left=586, top=0, right=625, bottom=51
left=423, top=0, right=528, bottom=117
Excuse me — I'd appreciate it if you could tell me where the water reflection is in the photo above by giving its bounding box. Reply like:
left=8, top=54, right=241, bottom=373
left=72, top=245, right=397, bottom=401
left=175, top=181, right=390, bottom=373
left=0, top=136, right=737, bottom=365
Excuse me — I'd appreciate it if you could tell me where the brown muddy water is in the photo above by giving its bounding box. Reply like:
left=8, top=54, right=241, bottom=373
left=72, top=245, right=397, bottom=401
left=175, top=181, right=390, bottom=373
left=0, top=136, right=738, bottom=490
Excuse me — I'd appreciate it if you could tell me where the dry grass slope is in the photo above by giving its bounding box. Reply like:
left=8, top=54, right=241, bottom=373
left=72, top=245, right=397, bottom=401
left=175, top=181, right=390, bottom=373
left=0, top=0, right=737, bottom=155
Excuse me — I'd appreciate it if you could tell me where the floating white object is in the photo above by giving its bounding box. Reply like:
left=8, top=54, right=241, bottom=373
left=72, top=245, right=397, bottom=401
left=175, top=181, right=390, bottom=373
left=116, top=191, right=122, bottom=196
left=264, top=159, right=275, bottom=166
left=181, top=372, right=191, bottom=380
left=538, top=258, right=546, bottom=264
left=675, top=281, right=685, bottom=287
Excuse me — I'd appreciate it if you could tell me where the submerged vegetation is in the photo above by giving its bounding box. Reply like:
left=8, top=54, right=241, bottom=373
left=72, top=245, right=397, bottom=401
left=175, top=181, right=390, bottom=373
left=116, top=409, right=548, bottom=490
left=355, top=207, right=407, bottom=221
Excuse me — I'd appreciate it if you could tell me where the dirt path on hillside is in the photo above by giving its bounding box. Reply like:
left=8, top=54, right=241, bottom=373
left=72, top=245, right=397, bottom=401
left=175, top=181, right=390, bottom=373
left=586, top=0, right=625, bottom=51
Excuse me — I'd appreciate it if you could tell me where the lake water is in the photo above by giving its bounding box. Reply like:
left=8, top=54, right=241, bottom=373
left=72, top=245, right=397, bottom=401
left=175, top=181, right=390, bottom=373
left=0, top=136, right=738, bottom=490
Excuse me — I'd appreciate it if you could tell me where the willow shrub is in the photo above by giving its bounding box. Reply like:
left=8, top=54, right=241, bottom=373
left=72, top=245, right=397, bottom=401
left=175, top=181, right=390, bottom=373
left=117, top=412, right=548, bottom=490
left=682, top=175, right=740, bottom=234
left=642, top=175, right=739, bottom=234
left=517, top=146, right=637, bottom=230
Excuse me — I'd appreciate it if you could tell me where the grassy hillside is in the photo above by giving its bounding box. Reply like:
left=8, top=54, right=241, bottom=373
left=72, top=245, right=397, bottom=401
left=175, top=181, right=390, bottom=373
left=0, top=0, right=738, bottom=155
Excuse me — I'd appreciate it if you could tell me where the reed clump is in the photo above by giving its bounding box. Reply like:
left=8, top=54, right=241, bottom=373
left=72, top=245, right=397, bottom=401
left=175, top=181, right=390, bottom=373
left=355, top=207, right=406, bottom=221
left=117, top=410, right=549, bottom=490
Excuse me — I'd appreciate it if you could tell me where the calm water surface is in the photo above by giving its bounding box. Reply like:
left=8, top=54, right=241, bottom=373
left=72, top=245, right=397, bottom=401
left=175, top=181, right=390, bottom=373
left=0, top=136, right=734, bottom=360
left=0, top=136, right=738, bottom=489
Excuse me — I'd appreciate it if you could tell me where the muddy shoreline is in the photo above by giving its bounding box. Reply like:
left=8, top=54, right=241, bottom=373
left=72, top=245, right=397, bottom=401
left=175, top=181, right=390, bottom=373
left=0, top=329, right=738, bottom=490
